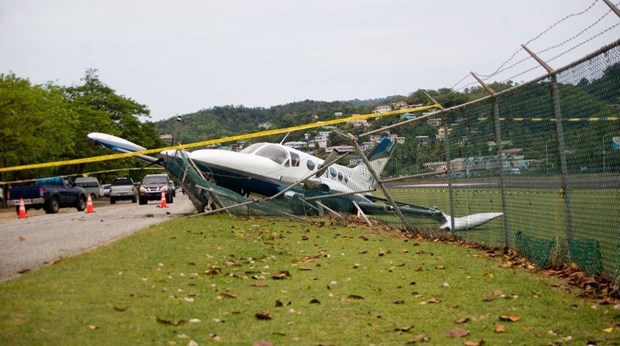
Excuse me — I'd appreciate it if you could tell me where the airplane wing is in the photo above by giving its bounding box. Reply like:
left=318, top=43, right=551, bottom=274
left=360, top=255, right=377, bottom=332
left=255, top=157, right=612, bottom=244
left=356, top=195, right=502, bottom=231
left=87, top=132, right=160, bottom=164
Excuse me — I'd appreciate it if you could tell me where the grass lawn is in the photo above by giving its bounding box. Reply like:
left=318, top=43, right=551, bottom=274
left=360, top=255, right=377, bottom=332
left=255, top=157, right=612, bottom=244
left=1, top=215, right=619, bottom=345
left=387, top=187, right=620, bottom=276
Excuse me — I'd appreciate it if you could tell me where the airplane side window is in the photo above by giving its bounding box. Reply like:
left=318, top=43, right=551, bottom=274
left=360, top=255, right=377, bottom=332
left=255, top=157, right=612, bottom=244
left=307, top=160, right=315, bottom=170
left=344, top=176, right=348, bottom=183
left=329, top=167, right=336, bottom=178
left=290, top=152, right=300, bottom=167
left=338, top=172, right=343, bottom=181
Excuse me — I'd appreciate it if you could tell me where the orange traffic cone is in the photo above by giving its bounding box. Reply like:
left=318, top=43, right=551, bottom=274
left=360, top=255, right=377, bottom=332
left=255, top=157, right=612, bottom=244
left=18, top=198, right=28, bottom=219
left=85, top=194, right=95, bottom=213
left=158, top=190, right=168, bottom=208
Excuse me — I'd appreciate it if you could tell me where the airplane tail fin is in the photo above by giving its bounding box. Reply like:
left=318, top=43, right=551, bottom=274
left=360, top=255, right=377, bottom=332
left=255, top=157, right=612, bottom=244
left=353, top=137, right=396, bottom=190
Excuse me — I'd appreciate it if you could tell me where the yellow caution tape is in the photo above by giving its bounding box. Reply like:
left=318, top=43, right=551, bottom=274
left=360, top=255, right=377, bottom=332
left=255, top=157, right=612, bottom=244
left=0, top=104, right=441, bottom=173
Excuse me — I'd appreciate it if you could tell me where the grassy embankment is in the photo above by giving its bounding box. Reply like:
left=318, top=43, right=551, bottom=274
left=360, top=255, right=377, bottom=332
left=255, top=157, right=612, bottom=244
left=1, top=214, right=618, bottom=345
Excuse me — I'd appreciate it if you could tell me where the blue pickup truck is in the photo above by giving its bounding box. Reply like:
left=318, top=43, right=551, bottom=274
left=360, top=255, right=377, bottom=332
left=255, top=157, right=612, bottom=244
left=7, top=177, right=88, bottom=214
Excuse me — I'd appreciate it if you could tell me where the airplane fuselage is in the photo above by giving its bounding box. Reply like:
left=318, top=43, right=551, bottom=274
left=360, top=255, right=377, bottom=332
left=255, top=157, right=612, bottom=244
left=184, top=143, right=375, bottom=204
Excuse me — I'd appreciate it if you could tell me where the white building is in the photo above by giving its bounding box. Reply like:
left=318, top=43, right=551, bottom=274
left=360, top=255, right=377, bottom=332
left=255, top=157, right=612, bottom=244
left=373, top=105, right=392, bottom=113
left=284, top=141, right=308, bottom=150
left=326, top=145, right=354, bottom=153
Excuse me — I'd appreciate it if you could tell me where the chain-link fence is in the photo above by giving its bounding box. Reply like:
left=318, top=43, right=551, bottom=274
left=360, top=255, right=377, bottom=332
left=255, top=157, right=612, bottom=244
left=379, top=40, right=620, bottom=278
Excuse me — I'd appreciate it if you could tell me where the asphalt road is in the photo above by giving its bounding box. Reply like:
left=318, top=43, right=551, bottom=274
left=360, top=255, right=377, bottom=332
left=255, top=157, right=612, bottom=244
left=0, top=193, right=196, bottom=283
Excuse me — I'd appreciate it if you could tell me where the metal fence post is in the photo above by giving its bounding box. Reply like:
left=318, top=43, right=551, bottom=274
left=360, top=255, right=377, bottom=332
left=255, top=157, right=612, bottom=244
left=424, top=93, right=455, bottom=232
left=522, top=44, right=574, bottom=241
left=443, top=118, right=456, bottom=234
left=471, top=73, right=511, bottom=247
left=351, top=139, right=413, bottom=231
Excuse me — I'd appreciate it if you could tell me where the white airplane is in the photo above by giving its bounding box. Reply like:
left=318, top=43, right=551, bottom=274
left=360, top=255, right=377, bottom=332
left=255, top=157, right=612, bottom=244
left=87, top=132, right=502, bottom=231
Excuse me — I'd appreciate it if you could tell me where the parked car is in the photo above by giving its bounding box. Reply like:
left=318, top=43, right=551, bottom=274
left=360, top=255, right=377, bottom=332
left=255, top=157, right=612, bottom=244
left=109, top=177, right=138, bottom=204
left=74, top=176, right=102, bottom=200
left=7, top=176, right=87, bottom=214
left=101, top=184, right=111, bottom=197
left=139, top=174, right=174, bottom=205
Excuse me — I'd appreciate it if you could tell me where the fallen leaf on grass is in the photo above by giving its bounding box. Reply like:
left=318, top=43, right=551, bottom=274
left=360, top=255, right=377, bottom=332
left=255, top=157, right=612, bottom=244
left=206, top=267, right=222, bottom=275
left=292, top=254, right=321, bottom=264
left=393, top=299, right=405, bottom=304
left=446, top=328, right=469, bottom=338
left=494, top=324, right=506, bottom=333
left=499, top=314, right=520, bottom=322
left=217, top=291, right=237, bottom=299
left=455, top=317, right=470, bottom=324
left=272, top=271, right=291, bottom=280
left=156, top=317, right=187, bottom=326
left=425, top=297, right=442, bottom=304
left=255, top=311, right=272, bottom=320
left=406, top=334, right=430, bottom=343
left=394, top=325, right=414, bottom=333
left=464, top=340, right=484, bottom=346
left=113, top=306, right=127, bottom=312
left=347, top=294, right=365, bottom=300
left=602, top=327, right=614, bottom=333
left=309, top=299, right=321, bottom=304
left=88, top=325, right=98, bottom=330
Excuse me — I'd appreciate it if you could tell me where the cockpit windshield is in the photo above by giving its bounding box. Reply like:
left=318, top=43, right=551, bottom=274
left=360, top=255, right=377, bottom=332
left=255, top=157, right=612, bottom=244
left=240, top=143, right=266, bottom=154
left=254, top=144, right=289, bottom=165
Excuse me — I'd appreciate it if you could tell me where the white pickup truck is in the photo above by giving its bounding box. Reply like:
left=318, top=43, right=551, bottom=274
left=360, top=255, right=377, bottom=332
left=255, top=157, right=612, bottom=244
left=109, top=177, right=138, bottom=204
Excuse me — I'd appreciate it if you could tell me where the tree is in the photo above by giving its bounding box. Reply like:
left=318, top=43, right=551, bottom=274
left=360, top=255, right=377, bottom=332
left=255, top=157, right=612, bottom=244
left=63, top=69, right=164, bottom=176
left=0, top=73, right=75, bottom=180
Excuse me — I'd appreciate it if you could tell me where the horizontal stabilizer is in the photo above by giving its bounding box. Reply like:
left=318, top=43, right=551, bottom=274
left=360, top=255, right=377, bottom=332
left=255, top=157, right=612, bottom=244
left=440, top=212, right=504, bottom=231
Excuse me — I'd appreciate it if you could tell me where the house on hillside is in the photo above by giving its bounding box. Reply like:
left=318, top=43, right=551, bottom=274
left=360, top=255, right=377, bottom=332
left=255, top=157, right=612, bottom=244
left=400, top=113, right=416, bottom=121
left=416, top=136, right=431, bottom=145
left=284, top=141, right=308, bottom=150
left=258, top=122, right=272, bottom=129
left=392, top=101, right=408, bottom=109
left=374, top=105, right=392, bottom=113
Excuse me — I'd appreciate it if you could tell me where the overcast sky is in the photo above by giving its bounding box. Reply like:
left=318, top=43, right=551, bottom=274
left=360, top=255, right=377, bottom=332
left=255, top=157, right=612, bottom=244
left=1, top=0, right=619, bottom=121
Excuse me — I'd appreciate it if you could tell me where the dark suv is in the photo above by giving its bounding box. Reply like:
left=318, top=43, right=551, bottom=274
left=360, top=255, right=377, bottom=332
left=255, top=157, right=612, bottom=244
left=139, top=174, right=174, bottom=205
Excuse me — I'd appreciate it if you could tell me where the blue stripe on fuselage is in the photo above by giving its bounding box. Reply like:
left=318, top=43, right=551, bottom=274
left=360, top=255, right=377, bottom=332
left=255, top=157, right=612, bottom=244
left=194, top=162, right=286, bottom=197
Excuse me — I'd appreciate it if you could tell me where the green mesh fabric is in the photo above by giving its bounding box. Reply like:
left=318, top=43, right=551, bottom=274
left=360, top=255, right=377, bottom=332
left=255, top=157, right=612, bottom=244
left=568, top=239, right=603, bottom=276
left=515, top=232, right=554, bottom=268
